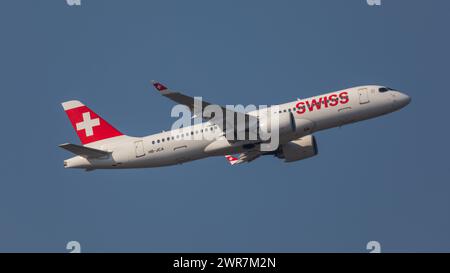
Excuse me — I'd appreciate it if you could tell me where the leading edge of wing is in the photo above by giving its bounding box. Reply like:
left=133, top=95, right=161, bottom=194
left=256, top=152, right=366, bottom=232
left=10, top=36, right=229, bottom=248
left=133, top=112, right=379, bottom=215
left=151, top=81, right=258, bottom=134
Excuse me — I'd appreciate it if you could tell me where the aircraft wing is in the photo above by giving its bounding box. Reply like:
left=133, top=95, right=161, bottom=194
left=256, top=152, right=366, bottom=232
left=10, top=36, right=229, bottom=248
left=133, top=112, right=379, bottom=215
left=152, top=81, right=258, bottom=136
left=59, top=143, right=110, bottom=158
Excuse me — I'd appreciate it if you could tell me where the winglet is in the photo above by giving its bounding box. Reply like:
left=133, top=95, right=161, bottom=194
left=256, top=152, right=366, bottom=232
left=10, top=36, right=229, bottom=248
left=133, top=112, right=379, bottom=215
left=225, top=155, right=239, bottom=165
left=151, top=80, right=168, bottom=91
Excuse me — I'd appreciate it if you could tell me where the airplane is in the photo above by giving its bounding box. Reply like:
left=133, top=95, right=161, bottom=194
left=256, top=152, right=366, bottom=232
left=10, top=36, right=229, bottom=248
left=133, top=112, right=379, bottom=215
left=59, top=82, right=410, bottom=170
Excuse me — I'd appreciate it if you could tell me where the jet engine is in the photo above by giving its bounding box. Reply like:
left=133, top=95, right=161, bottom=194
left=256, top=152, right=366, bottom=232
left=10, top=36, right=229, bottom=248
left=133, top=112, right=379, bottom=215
left=276, top=135, right=318, bottom=162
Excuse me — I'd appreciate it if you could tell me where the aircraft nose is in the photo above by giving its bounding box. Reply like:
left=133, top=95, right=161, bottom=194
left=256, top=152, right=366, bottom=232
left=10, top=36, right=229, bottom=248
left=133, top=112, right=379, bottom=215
left=393, top=91, right=411, bottom=109
left=398, top=92, right=411, bottom=107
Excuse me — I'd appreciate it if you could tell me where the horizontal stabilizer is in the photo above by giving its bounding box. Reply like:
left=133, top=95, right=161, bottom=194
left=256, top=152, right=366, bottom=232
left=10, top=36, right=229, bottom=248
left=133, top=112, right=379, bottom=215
left=59, top=143, right=109, bottom=158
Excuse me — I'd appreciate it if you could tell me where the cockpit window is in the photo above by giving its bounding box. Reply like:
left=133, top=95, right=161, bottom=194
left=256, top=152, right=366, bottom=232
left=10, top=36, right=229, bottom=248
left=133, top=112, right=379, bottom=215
left=379, top=87, right=397, bottom=93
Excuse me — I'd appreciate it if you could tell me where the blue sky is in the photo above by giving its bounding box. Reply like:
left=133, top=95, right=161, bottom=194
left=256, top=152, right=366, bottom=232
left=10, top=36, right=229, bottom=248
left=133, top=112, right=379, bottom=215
left=0, top=0, right=449, bottom=252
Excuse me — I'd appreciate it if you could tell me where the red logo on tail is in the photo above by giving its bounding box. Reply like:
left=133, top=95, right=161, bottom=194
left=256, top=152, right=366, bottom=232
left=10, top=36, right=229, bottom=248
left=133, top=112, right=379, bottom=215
left=62, top=100, right=123, bottom=145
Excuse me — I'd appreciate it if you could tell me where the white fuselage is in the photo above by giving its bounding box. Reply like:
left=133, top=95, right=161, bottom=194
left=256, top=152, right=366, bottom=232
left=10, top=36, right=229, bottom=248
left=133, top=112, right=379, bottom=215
left=64, top=85, right=410, bottom=169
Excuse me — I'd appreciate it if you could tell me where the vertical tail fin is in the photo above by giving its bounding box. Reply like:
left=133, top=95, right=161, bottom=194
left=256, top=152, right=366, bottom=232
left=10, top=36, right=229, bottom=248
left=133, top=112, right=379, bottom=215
left=62, top=100, right=123, bottom=145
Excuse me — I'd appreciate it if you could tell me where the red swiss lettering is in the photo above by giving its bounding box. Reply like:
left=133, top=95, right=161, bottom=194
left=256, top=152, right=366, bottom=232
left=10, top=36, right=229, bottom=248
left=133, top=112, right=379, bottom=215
left=296, top=101, right=305, bottom=114
left=328, top=94, right=338, bottom=107
left=339, top=91, right=349, bottom=104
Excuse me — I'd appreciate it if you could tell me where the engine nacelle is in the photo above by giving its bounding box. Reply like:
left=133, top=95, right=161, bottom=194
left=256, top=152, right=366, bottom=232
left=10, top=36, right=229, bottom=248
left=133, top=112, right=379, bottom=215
left=277, top=135, right=318, bottom=162
left=258, top=112, right=315, bottom=140
left=258, top=112, right=292, bottom=137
